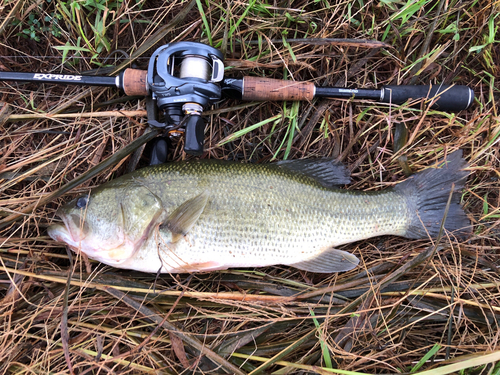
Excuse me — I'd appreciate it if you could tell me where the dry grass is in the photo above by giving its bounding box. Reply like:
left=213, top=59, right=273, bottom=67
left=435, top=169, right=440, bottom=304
left=0, top=0, right=499, bottom=374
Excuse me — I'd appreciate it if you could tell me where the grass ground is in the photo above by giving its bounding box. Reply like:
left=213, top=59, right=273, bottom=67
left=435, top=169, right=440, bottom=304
left=0, top=0, right=499, bottom=374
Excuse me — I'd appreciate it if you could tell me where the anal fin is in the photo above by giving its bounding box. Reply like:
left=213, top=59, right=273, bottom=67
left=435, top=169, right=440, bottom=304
left=290, top=249, right=359, bottom=273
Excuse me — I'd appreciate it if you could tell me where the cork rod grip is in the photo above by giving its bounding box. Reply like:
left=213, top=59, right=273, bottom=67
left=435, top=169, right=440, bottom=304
left=121, top=69, right=148, bottom=96
left=242, top=77, right=315, bottom=101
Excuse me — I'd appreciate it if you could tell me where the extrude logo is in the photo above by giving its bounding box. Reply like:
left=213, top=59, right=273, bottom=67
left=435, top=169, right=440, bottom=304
left=33, top=74, right=82, bottom=81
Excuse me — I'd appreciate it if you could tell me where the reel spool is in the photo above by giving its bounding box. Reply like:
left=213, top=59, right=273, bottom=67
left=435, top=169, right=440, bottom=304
left=146, top=42, right=224, bottom=156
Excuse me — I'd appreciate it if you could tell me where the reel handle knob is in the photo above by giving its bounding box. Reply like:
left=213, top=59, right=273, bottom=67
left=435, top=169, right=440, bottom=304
left=184, top=115, right=206, bottom=155
left=150, top=137, right=169, bottom=165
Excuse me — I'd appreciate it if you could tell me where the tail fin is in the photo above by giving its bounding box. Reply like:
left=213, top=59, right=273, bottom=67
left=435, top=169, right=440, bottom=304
left=395, top=151, right=470, bottom=239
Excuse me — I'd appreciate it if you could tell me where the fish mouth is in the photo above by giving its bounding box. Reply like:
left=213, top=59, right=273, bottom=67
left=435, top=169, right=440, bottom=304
left=47, top=223, right=72, bottom=243
left=48, top=211, right=88, bottom=246
left=48, top=211, right=139, bottom=265
left=49, top=201, right=161, bottom=265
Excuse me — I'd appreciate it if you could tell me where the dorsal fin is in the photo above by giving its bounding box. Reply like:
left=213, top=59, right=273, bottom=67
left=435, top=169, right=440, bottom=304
left=276, top=158, right=350, bottom=187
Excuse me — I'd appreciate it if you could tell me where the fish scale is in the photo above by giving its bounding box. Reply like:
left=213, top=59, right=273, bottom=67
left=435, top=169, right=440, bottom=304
left=48, top=152, right=470, bottom=274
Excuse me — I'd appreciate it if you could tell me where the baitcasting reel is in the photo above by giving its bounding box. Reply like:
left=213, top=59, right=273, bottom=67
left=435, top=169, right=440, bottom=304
left=145, top=42, right=224, bottom=155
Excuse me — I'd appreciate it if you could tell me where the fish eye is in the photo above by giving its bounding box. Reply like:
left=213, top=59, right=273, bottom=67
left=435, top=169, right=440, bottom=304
left=76, top=196, right=89, bottom=209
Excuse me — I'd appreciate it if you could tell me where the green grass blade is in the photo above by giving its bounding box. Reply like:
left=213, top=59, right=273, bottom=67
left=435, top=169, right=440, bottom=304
left=283, top=101, right=299, bottom=160
left=195, top=0, right=212, bottom=45
left=415, top=351, right=500, bottom=375
left=309, top=308, right=333, bottom=369
left=228, top=0, right=256, bottom=39
left=491, top=360, right=500, bottom=375
left=232, top=352, right=372, bottom=374
left=217, top=114, right=282, bottom=146
left=411, top=344, right=441, bottom=372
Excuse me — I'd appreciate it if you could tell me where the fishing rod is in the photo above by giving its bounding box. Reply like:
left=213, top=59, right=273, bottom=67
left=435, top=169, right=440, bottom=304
left=0, top=41, right=474, bottom=158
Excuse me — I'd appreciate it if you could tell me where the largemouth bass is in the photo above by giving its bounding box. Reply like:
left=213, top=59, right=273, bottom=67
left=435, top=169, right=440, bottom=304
left=48, top=152, right=469, bottom=273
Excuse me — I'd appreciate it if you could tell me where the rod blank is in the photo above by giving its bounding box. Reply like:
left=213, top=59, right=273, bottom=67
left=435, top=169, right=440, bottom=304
left=0, top=71, right=117, bottom=87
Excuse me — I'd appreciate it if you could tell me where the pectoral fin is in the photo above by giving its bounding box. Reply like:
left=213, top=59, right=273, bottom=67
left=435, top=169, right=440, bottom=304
left=163, top=192, right=209, bottom=242
left=290, top=249, right=359, bottom=273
